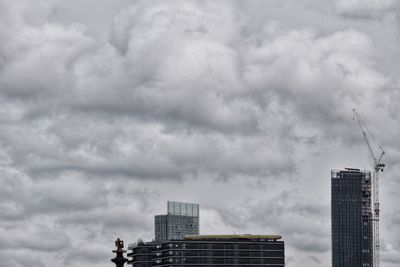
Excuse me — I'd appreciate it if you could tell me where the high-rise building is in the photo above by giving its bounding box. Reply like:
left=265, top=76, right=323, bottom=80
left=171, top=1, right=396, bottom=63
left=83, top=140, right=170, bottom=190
left=128, top=234, right=285, bottom=267
left=331, top=168, right=373, bottom=267
left=154, top=201, right=199, bottom=241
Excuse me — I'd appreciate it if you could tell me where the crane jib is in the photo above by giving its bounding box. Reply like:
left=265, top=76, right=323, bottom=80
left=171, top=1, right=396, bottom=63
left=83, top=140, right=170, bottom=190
left=352, top=109, right=385, bottom=267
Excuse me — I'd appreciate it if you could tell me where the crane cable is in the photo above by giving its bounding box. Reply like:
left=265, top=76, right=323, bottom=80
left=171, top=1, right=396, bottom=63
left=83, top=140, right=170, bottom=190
left=353, top=109, right=385, bottom=161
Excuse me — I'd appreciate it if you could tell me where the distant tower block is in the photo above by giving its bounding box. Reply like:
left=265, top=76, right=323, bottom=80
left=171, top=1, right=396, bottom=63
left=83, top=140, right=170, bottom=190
left=154, top=201, right=199, bottom=241
left=111, top=238, right=128, bottom=267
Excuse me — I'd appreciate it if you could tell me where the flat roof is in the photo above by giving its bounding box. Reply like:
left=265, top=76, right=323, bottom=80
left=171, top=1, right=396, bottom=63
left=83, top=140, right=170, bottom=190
left=184, top=234, right=282, bottom=240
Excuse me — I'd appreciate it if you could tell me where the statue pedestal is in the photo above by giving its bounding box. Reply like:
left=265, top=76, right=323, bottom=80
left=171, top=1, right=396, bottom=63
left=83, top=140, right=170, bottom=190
left=111, top=238, right=128, bottom=267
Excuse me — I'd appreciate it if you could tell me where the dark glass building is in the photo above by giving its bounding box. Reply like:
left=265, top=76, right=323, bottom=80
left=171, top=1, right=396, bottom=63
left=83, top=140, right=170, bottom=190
left=128, top=235, right=284, bottom=267
left=331, top=168, right=373, bottom=267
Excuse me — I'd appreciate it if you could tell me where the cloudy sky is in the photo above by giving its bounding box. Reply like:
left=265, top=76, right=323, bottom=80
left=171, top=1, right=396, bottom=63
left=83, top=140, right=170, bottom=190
left=1, top=0, right=400, bottom=266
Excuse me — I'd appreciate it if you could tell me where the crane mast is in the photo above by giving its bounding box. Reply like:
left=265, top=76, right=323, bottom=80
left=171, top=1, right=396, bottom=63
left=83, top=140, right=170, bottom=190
left=352, top=109, right=385, bottom=267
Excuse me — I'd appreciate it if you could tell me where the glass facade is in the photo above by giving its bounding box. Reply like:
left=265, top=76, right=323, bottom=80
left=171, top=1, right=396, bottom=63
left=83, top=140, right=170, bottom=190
left=168, top=201, right=199, bottom=217
left=331, top=169, right=373, bottom=267
left=128, top=242, right=156, bottom=267
left=129, top=235, right=285, bottom=267
left=155, top=201, right=199, bottom=241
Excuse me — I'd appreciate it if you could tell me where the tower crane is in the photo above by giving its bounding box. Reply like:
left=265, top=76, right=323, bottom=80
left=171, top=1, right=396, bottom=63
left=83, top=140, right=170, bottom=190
left=352, top=109, right=385, bottom=267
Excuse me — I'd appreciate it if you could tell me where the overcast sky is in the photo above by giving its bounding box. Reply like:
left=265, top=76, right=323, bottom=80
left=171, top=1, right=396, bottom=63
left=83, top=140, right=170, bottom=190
left=1, top=0, right=400, bottom=266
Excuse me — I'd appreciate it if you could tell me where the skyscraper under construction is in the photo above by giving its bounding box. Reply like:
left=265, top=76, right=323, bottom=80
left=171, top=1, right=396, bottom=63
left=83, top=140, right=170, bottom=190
left=331, top=168, right=373, bottom=267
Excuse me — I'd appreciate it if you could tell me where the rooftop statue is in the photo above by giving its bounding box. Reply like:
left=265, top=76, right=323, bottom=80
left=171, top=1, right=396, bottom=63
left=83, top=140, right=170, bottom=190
left=111, top=238, right=128, bottom=267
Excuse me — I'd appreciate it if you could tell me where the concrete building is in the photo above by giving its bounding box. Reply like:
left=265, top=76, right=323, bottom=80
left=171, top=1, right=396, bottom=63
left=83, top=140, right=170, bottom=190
left=331, top=168, right=373, bottom=267
left=154, top=201, right=199, bottom=241
left=128, top=234, right=284, bottom=267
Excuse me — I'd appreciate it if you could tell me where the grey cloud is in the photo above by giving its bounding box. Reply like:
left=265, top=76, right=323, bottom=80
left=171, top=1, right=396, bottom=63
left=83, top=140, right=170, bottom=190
left=214, top=191, right=330, bottom=252
left=6, top=1, right=388, bottom=183
left=382, top=241, right=400, bottom=264
left=56, top=186, right=153, bottom=231
left=59, top=207, right=150, bottom=231
left=1, top=113, right=296, bottom=180
left=0, top=225, right=70, bottom=251
left=242, top=27, right=387, bottom=132
left=25, top=177, right=108, bottom=214
left=392, top=211, right=400, bottom=225
left=0, top=23, right=92, bottom=101
left=309, top=255, right=322, bottom=264
left=0, top=171, right=107, bottom=217
left=1, top=0, right=395, bottom=144
left=0, top=251, right=45, bottom=267
left=71, top=2, right=256, bottom=134
left=334, top=0, right=400, bottom=18
left=63, top=244, right=109, bottom=265
left=0, top=1, right=400, bottom=266
left=0, top=202, right=25, bottom=221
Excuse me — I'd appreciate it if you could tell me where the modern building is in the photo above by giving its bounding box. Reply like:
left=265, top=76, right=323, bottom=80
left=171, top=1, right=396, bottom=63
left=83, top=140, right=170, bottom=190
left=128, top=234, right=285, bottom=267
left=154, top=201, right=199, bottom=241
left=331, top=168, right=373, bottom=267
left=128, top=241, right=156, bottom=267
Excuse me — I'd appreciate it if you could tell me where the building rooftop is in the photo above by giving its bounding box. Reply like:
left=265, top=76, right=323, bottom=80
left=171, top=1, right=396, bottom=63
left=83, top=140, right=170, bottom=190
left=167, top=201, right=199, bottom=217
left=184, top=234, right=282, bottom=241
